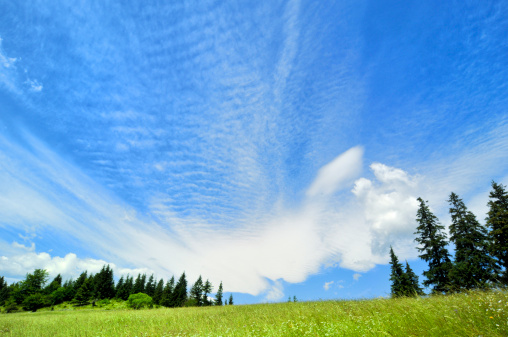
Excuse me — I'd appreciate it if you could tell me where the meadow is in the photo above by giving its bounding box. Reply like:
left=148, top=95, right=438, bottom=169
left=0, top=290, right=507, bottom=336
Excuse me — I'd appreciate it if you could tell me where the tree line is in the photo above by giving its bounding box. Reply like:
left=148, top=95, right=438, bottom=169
left=0, top=265, right=233, bottom=312
left=390, top=181, right=508, bottom=297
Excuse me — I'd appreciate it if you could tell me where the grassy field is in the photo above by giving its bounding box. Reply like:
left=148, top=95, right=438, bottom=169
left=0, top=290, right=507, bottom=336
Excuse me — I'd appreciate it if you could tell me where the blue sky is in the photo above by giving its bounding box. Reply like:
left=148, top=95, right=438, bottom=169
left=0, top=1, right=507, bottom=304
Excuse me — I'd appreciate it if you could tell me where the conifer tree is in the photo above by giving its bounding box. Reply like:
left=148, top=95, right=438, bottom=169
left=203, top=279, right=213, bottom=306
left=190, top=275, right=204, bottom=306
left=145, top=274, right=156, bottom=297
left=414, top=198, right=452, bottom=293
left=160, top=276, right=174, bottom=307
left=132, top=274, right=145, bottom=294
left=115, top=276, right=125, bottom=298
left=153, top=279, right=164, bottom=305
left=74, top=271, right=87, bottom=294
left=171, top=272, right=187, bottom=307
left=486, top=181, right=508, bottom=285
left=448, top=192, right=496, bottom=290
left=389, top=247, right=405, bottom=297
left=74, top=278, right=93, bottom=305
left=228, top=294, right=233, bottom=305
left=94, top=265, right=115, bottom=299
left=44, top=274, right=62, bottom=294
left=215, top=281, right=223, bottom=306
left=402, top=261, right=424, bottom=296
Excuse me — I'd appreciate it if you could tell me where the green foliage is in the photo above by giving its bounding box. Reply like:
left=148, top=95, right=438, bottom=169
left=228, top=294, right=233, bottom=305
left=132, top=274, right=146, bottom=294
left=190, top=275, right=204, bottom=306
left=171, top=272, right=188, bottom=307
left=22, top=293, right=45, bottom=312
left=448, top=192, right=497, bottom=290
left=486, top=181, right=508, bottom=285
left=73, top=278, right=93, bottom=305
left=116, top=275, right=133, bottom=300
left=94, top=265, right=115, bottom=300
left=414, top=198, right=452, bottom=293
left=145, top=274, right=156, bottom=297
left=153, top=279, right=164, bottom=305
left=127, top=293, right=153, bottom=309
left=160, top=276, right=174, bottom=307
left=44, top=274, right=62, bottom=294
left=389, top=247, right=405, bottom=297
left=215, top=281, right=223, bottom=306
left=203, top=279, right=213, bottom=306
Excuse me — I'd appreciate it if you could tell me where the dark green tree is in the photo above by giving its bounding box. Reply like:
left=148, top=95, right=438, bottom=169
left=116, top=275, right=133, bottom=300
left=153, top=279, right=164, bottom=305
left=448, top=192, right=497, bottom=290
left=401, top=261, right=424, bottom=296
left=486, top=181, right=508, bottom=285
left=44, top=274, right=62, bottom=294
left=414, top=198, right=452, bottom=293
left=203, top=279, right=213, bottom=306
left=23, top=269, right=49, bottom=296
left=22, top=293, right=45, bottom=312
left=389, top=247, right=405, bottom=297
left=73, top=271, right=87, bottom=294
left=171, top=272, right=188, bottom=307
left=94, top=265, right=115, bottom=299
left=73, top=278, right=93, bottom=305
left=190, top=275, right=204, bottom=306
left=160, top=276, right=175, bottom=307
left=214, top=281, right=223, bottom=306
left=145, top=274, right=156, bottom=297
left=228, top=294, right=233, bottom=305
left=132, top=274, right=146, bottom=294
left=0, top=276, right=10, bottom=306
left=115, top=276, right=125, bottom=298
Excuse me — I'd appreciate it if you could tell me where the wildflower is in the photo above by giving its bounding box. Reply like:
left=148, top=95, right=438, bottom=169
left=489, top=316, right=493, bottom=319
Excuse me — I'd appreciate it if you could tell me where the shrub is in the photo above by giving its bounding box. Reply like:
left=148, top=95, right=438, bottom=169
left=127, top=293, right=153, bottom=310
left=22, top=293, right=45, bottom=312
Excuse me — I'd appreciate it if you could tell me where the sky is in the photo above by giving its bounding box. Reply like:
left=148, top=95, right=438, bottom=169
left=0, top=1, right=507, bottom=304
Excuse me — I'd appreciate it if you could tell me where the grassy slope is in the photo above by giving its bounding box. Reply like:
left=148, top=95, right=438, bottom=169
left=0, top=291, right=507, bottom=336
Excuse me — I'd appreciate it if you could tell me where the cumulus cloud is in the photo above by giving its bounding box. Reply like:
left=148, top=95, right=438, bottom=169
left=264, top=280, right=285, bottom=302
left=324, top=281, right=334, bottom=290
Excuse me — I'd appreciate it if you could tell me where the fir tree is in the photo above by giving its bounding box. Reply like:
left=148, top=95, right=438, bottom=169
left=44, top=274, right=62, bottom=294
left=94, top=265, right=115, bottom=299
left=203, top=279, right=213, bottom=306
left=389, top=247, right=405, bottom=297
left=486, top=181, right=508, bottom=285
left=115, top=276, right=125, bottom=298
left=132, top=274, right=146, bottom=294
left=448, top=192, right=497, bottom=290
left=190, top=275, right=204, bottom=306
left=117, top=275, right=133, bottom=300
left=160, top=276, right=174, bottom=307
left=171, top=272, right=187, bottom=307
left=414, top=198, right=452, bottom=293
left=153, top=279, right=164, bottom=305
left=145, top=274, right=156, bottom=297
left=215, top=281, right=223, bottom=306
left=402, top=261, right=424, bottom=296
left=74, top=278, right=93, bottom=305
left=228, top=294, right=233, bottom=305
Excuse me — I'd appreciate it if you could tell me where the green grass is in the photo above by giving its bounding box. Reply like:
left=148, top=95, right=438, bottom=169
left=1, top=290, right=507, bottom=336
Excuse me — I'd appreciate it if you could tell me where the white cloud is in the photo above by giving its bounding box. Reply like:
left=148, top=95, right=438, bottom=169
left=26, top=79, right=43, bottom=92
left=306, top=146, right=364, bottom=198
left=353, top=273, right=361, bottom=281
left=264, top=280, right=284, bottom=302
left=324, top=281, right=334, bottom=290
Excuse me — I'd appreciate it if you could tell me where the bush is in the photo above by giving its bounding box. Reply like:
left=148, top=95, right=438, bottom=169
left=127, top=293, right=153, bottom=310
left=22, top=293, right=45, bottom=312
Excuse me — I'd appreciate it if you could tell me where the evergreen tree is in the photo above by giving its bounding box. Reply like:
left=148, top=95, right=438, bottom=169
left=190, top=275, right=204, bottom=306
left=94, top=265, right=115, bottom=299
left=145, top=274, right=156, bottom=297
left=62, top=279, right=76, bottom=302
left=115, top=276, right=125, bottom=298
left=153, top=279, right=164, bottom=305
left=171, top=272, right=188, bottom=307
left=215, top=281, right=223, bottom=306
left=117, top=275, right=133, bottom=300
left=74, top=278, right=93, bottom=305
left=203, top=279, right=213, bottom=306
left=486, top=181, right=508, bottom=285
left=228, top=294, right=233, bottom=305
left=389, top=247, right=405, bottom=297
left=132, top=274, right=146, bottom=294
left=448, top=192, right=497, bottom=290
left=74, top=271, right=87, bottom=294
left=414, top=198, right=452, bottom=293
left=160, top=276, right=174, bottom=307
left=0, top=276, right=9, bottom=306
left=402, top=261, right=424, bottom=296
left=44, top=274, right=62, bottom=294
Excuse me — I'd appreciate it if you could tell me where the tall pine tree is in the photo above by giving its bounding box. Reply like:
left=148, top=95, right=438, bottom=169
left=389, top=247, right=405, bottom=297
left=171, top=272, right=187, bottom=307
left=414, top=198, right=452, bottom=293
left=402, top=261, right=424, bottom=296
left=190, top=275, right=204, bottom=306
left=153, top=279, right=164, bottom=305
left=486, top=181, right=508, bottom=285
left=215, top=281, right=223, bottom=306
left=160, top=276, right=174, bottom=307
left=448, top=192, right=496, bottom=290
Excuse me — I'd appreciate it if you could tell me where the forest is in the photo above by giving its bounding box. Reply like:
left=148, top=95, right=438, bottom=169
left=0, top=267, right=232, bottom=313
left=389, top=181, right=508, bottom=297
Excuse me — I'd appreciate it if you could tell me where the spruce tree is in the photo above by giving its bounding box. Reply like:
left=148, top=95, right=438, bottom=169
left=203, top=279, right=213, bottom=306
left=389, top=247, right=405, bottom=297
left=160, top=276, right=174, bottom=307
left=228, top=294, right=233, bottom=305
left=414, top=198, right=452, bottom=293
left=73, top=278, right=93, bottom=305
left=403, top=261, right=424, bottom=296
left=190, top=275, right=204, bottom=306
left=448, top=192, right=496, bottom=290
left=153, top=279, right=164, bottom=305
left=132, top=274, right=145, bottom=294
left=94, top=265, right=115, bottom=299
left=215, top=281, right=223, bottom=306
left=171, top=272, right=187, bottom=307
left=486, top=181, right=508, bottom=285
left=145, top=274, right=156, bottom=297
left=115, top=276, right=125, bottom=298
